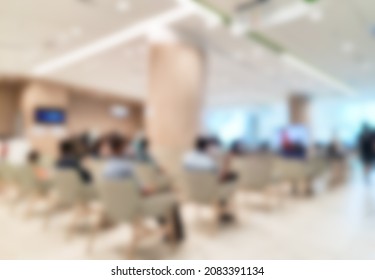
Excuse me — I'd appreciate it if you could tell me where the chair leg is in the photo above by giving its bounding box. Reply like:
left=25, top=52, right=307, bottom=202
left=210, top=201, right=220, bottom=236
left=165, top=209, right=177, bottom=248
left=126, top=219, right=142, bottom=260
left=263, top=186, right=277, bottom=211
left=24, top=193, right=39, bottom=220
left=44, top=194, right=58, bottom=230
left=87, top=209, right=104, bottom=254
left=66, top=203, right=84, bottom=241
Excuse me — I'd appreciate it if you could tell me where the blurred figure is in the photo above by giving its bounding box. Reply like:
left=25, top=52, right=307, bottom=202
left=102, top=135, right=135, bottom=182
left=28, top=150, right=49, bottom=182
left=134, top=137, right=154, bottom=164
left=258, top=142, right=271, bottom=154
left=358, top=124, right=375, bottom=183
left=183, top=137, right=217, bottom=172
left=327, top=139, right=345, bottom=161
left=184, top=137, right=236, bottom=222
left=56, top=140, right=92, bottom=185
left=230, top=140, right=247, bottom=156
left=102, top=135, right=184, bottom=241
left=184, top=137, right=237, bottom=183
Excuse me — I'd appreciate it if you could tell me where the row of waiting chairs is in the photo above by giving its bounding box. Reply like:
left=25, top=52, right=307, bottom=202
left=0, top=155, right=332, bottom=258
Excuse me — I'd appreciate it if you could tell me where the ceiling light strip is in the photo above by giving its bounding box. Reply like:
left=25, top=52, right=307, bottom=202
left=32, top=6, right=194, bottom=75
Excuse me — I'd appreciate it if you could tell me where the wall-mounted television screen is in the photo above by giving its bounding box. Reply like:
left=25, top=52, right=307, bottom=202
left=35, top=108, right=66, bottom=124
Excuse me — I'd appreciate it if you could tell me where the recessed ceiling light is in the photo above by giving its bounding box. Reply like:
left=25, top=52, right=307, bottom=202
left=70, top=26, right=82, bottom=37
left=230, top=20, right=247, bottom=37
left=308, top=8, right=323, bottom=22
left=362, top=61, right=372, bottom=71
left=205, top=16, right=221, bottom=30
left=56, top=33, right=68, bottom=46
left=341, top=41, right=355, bottom=54
left=116, top=0, right=130, bottom=12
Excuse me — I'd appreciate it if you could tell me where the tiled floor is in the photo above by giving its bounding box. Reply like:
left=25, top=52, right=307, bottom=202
left=1, top=163, right=375, bottom=260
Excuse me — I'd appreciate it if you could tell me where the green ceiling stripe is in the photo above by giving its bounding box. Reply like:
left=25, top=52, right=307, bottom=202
left=192, top=0, right=284, bottom=54
left=191, top=0, right=231, bottom=25
left=191, top=0, right=355, bottom=95
left=247, top=32, right=285, bottom=53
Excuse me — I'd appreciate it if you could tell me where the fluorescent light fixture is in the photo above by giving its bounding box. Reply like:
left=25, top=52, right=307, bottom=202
left=262, top=2, right=311, bottom=28
left=32, top=6, right=194, bottom=75
left=230, top=20, right=248, bottom=37
left=148, top=26, right=179, bottom=44
left=281, top=53, right=356, bottom=95
left=115, top=0, right=130, bottom=12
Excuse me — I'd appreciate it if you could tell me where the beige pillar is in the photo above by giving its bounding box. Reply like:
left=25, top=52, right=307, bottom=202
left=288, top=94, right=310, bottom=125
left=147, top=42, right=206, bottom=172
left=0, top=84, right=21, bottom=137
left=21, top=83, right=69, bottom=157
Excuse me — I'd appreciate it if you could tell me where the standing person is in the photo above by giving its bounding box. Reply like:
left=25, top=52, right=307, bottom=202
left=358, top=124, right=375, bottom=184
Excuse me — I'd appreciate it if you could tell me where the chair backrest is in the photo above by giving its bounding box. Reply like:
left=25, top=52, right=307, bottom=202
left=15, top=165, right=39, bottom=195
left=84, top=158, right=105, bottom=182
left=0, top=163, right=16, bottom=185
left=0, top=162, right=8, bottom=182
left=134, top=163, right=170, bottom=192
left=183, top=171, right=219, bottom=204
left=233, top=155, right=273, bottom=190
left=53, top=170, right=85, bottom=206
left=134, top=163, right=158, bottom=186
left=274, top=157, right=307, bottom=181
left=97, top=179, right=141, bottom=223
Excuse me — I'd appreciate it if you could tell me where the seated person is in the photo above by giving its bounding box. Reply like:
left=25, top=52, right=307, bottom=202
left=102, top=135, right=184, bottom=241
left=102, top=136, right=136, bottom=181
left=28, top=150, right=49, bottom=182
left=183, top=137, right=218, bottom=172
left=184, top=137, right=237, bottom=183
left=184, top=137, right=238, bottom=222
left=56, top=140, right=92, bottom=185
left=230, top=140, right=247, bottom=156
left=135, top=138, right=154, bottom=164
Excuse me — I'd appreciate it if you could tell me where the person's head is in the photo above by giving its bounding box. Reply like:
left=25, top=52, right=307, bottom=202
left=362, top=123, right=371, bottom=134
left=208, top=137, right=221, bottom=148
left=139, top=138, right=149, bottom=152
left=231, top=140, right=245, bottom=155
left=195, top=137, right=210, bottom=153
left=59, top=140, right=75, bottom=157
left=108, top=135, right=128, bottom=156
left=28, top=150, right=40, bottom=164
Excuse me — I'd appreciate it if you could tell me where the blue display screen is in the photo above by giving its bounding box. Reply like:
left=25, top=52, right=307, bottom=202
left=35, top=108, right=66, bottom=124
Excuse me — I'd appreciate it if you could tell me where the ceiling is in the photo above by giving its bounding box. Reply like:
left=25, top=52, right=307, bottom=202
left=1, top=0, right=374, bottom=107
